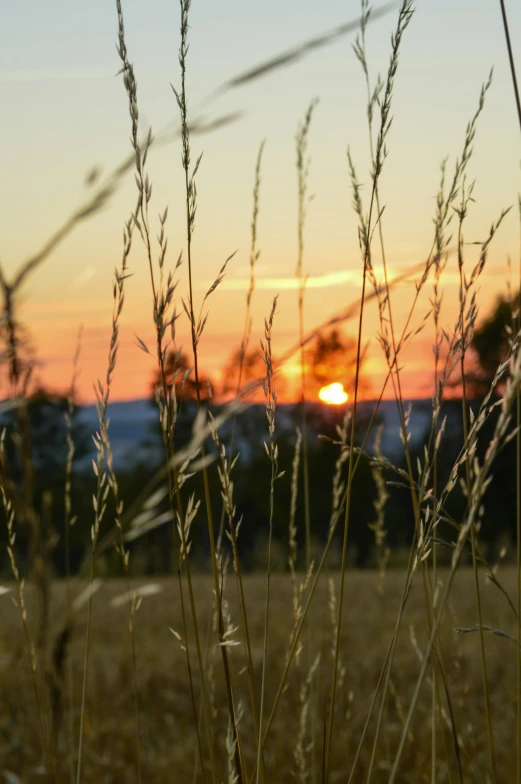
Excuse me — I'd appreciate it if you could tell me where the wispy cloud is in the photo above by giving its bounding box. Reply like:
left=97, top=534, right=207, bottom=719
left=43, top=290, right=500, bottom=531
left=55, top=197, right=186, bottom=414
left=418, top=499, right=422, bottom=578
left=204, top=259, right=512, bottom=293
left=212, top=269, right=358, bottom=291
left=71, top=266, right=97, bottom=291
left=209, top=265, right=417, bottom=292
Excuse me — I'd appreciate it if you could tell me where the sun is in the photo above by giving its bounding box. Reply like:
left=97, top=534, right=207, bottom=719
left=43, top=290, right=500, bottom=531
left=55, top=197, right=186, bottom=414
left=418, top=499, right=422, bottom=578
left=318, top=382, right=349, bottom=405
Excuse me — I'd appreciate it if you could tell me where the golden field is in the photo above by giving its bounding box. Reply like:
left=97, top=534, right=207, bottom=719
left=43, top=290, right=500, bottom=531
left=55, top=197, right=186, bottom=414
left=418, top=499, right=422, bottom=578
left=0, top=568, right=518, bottom=783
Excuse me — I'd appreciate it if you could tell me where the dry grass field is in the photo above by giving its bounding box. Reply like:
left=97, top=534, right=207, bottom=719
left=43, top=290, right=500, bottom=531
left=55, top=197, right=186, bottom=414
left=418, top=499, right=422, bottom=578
left=0, top=569, right=518, bottom=782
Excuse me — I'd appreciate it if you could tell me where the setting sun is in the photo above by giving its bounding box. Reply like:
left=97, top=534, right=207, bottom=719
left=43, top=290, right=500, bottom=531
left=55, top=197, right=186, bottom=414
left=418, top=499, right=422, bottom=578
left=318, top=382, right=349, bottom=406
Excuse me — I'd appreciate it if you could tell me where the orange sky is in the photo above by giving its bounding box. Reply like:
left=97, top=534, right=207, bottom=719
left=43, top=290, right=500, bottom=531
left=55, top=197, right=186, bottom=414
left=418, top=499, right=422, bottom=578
left=16, top=250, right=517, bottom=405
left=3, top=1, right=521, bottom=405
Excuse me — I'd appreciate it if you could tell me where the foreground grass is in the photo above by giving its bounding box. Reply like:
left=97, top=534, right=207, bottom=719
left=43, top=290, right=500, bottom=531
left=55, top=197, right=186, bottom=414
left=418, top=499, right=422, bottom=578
left=0, top=568, right=517, bottom=782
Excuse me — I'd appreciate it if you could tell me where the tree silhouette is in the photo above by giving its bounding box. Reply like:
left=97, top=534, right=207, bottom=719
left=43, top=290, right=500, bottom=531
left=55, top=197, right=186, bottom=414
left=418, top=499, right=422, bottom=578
left=304, top=328, right=369, bottom=401
left=149, top=348, right=212, bottom=403
left=0, top=386, right=91, bottom=645
left=470, top=291, right=519, bottom=395
left=2, top=386, right=90, bottom=484
left=220, top=347, right=265, bottom=395
left=220, top=346, right=290, bottom=402
left=220, top=329, right=368, bottom=404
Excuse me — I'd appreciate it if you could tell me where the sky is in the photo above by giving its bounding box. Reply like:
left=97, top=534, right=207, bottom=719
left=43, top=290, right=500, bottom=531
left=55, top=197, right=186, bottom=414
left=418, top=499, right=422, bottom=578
left=1, top=0, right=520, bottom=404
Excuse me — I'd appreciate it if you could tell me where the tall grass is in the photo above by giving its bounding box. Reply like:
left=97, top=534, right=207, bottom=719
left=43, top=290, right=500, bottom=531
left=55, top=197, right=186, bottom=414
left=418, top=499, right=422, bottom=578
left=1, top=0, right=521, bottom=782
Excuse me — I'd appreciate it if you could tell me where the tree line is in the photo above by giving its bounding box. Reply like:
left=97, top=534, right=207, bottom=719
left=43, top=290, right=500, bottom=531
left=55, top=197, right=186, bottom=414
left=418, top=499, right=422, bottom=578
left=0, top=295, right=517, bottom=578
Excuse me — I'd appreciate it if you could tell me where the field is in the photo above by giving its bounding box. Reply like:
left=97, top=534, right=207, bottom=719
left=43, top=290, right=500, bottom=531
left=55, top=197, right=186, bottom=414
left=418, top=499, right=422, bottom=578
left=0, top=570, right=518, bottom=782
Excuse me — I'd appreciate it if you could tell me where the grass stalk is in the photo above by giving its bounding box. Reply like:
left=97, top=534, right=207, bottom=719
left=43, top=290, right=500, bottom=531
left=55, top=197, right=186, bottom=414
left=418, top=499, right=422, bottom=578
left=252, top=246, right=454, bottom=779
left=76, top=213, right=133, bottom=784
left=389, top=343, right=521, bottom=779
left=323, top=186, right=372, bottom=779
left=115, top=1, right=218, bottom=776
left=173, top=2, right=244, bottom=778
left=230, top=140, right=265, bottom=457
left=211, top=416, right=266, bottom=783
left=195, top=139, right=266, bottom=784
left=354, top=12, right=446, bottom=772
left=364, top=67, right=495, bottom=777
left=513, top=194, right=521, bottom=784
left=497, top=1, right=521, bottom=774
left=456, top=181, right=497, bottom=780
left=0, top=453, right=55, bottom=783
left=429, top=161, right=446, bottom=784
left=295, top=97, right=318, bottom=783
left=75, top=552, right=94, bottom=783
left=324, top=5, right=414, bottom=777
left=498, top=0, right=521, bottom=134
left=256, top=297, right=280, bottom=783
left=63, top=327, right=82, bottom=784
left=296, top=99, right=318, bottom=572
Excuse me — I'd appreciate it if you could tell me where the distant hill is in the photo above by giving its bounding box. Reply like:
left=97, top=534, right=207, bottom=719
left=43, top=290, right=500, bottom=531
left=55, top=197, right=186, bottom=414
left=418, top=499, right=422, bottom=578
left=75, top=397, right=438, bottom=471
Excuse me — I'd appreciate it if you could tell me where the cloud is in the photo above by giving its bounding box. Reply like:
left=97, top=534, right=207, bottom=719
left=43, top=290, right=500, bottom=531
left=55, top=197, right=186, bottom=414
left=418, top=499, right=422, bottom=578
left=203, top=258, right=513, bottom=293
left=209, top=269, right=355, bottom=292
left=70, top=266, right=97, bottom=291
left=210, top=266, right=414, bottom=292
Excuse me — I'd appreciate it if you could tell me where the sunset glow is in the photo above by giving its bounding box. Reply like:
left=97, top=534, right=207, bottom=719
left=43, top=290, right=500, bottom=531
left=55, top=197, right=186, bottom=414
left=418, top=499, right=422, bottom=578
left=318, top=382, right=349, bottom=406
left=2, top=1, right=519, bottom=405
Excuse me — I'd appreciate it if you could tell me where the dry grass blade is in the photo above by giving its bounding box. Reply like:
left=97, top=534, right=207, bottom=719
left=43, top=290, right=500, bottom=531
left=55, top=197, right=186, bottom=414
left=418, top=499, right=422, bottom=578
left=456, top=625, right=520, bottom=645
left=217, top=3, right=397, bottom=91
left=498, top=0, right=521, bottom=134
left=432, top=646, right=464, bottom=784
